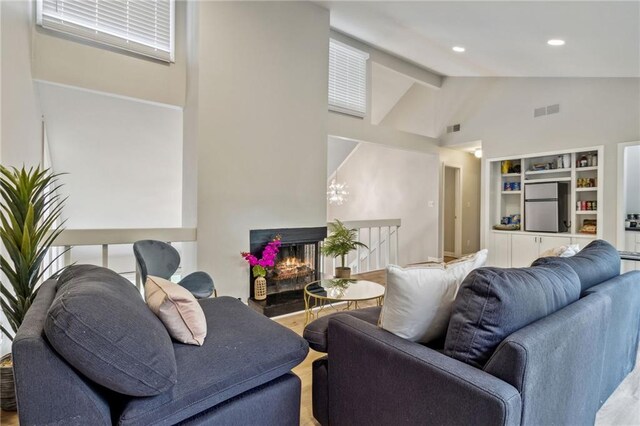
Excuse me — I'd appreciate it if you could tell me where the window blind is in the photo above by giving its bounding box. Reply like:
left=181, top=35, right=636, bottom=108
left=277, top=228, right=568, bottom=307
left=37, top=0, right=174, bottom=62
left=328, top=39, right=369, bottom=117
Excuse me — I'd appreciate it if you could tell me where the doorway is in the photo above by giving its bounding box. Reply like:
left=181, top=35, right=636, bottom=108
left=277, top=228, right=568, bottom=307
left=617, top=141, right=640, bottom=274
left=443, top=165, right=462, bottom=258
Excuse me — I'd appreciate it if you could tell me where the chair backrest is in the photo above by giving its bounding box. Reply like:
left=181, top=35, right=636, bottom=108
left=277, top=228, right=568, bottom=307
left=133, top=240, right=181, bottom=283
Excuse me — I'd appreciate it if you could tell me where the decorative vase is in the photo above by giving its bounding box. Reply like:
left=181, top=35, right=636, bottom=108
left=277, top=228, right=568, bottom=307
left=335, top=267, right=351, bottom=279
left=0, top=353, right=17, bottom=411
left=254, top=276, right=267, bottom=301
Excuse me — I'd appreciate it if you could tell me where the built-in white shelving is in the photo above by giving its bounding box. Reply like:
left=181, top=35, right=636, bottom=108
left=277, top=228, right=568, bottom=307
left=524, top=177, right=572, bottom=183
left=524, top=168, right=571, bottom=175
left=484, top=145, right=604, bottom=268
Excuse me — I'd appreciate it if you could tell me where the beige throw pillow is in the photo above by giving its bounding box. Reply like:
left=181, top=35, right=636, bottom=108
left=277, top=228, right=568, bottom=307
left=145, top=276, right=207, bottom=346
left=379, top=249, right=488, bottom=343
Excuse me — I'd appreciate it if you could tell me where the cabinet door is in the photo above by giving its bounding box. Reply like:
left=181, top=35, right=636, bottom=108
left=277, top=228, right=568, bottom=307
left=488, top=233, right=512, bottom=267
left=571, top=236, right=596, bottom=250
left=538, top=236, right=572, bottom=255
left=511, top=235, right=539, bottom=267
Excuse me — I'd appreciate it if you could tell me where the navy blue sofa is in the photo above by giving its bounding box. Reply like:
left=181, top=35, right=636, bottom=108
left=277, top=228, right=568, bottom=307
left=307, top=240, right=640, bottom=426
left=12, top=266, right=309, bottom=425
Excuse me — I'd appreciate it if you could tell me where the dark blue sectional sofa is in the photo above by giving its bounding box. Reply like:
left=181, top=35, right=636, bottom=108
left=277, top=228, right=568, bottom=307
left=12, top=265, right=309, bottom=425
left=306, top=240, right=640, bottom=426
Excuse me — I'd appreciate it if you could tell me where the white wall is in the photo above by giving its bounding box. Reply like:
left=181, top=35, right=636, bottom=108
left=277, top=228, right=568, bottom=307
left=0, top=0, right=44, bottom=356
left=190, top=1, right=329, bottom=300
left=328, top=136, right=358, bottom=176
left=625, top=145, right=640, bottom=215
left=1, top=0, right=42, bottom=167
left=31, top=0, right=187, bottom=107
left=381, top=82, right=439, bottom=138
left=327, top=143, right=440, bottom=265
left=438, top=77, right=640, bottom=244
left=38, top=82, right=183, bottom=273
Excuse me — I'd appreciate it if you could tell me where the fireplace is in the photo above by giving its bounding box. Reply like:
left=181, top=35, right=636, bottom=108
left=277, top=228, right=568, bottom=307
left=247, top=227, right=327, bottom=317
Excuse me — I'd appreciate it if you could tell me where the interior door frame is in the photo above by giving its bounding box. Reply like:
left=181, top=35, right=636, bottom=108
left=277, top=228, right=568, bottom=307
left=441, top=164, right=463, bottom=258
left=617, top=140, right=640, bottom=249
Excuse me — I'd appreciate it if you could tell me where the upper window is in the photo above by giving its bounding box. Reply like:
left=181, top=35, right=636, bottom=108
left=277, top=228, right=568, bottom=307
left=328, top=39, right=369, bottom=117
left=36, top=0, right=175, bottom=62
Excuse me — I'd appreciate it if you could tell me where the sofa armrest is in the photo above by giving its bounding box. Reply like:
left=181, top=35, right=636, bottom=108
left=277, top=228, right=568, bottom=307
left=12, top=280, right=113, bottom=426
left=327, top=315, right=521, bottom=426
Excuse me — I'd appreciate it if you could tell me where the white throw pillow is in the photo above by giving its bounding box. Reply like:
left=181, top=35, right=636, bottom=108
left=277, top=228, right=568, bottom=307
left=379, top=249, right=488, bottom=343
left=538, top=244, right=581, bottom=259
left=145, top=276, right=207, bottom=346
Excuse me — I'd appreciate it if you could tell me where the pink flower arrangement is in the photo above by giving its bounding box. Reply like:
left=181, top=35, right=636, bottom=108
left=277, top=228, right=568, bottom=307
left=241, top=236, right=282, bottom=278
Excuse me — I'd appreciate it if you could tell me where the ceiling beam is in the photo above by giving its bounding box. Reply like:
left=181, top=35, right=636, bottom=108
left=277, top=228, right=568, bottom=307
left=330, top=29, right=443, bottom=89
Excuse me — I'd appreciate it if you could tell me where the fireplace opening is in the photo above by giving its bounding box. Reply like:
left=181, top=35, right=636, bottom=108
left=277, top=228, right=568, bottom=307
left=248, top=227, right=327, bottom=317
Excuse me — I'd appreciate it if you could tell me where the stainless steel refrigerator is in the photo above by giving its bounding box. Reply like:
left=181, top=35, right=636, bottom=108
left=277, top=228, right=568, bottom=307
left=524, top=182, right=570, bottom=233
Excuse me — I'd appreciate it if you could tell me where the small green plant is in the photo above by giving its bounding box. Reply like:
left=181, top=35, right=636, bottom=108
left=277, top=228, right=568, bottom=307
left=0, top=166, right=66, bottom=341
left=321, top=220, right=368, bottom=268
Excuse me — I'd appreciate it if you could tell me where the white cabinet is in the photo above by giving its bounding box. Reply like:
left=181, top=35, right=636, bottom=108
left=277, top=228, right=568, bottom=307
left=571, top=236, right=596, bottom=249
left=511, top=234, right=572, bottom=267
left=488, top=233, right=512, bottom=267
left=538, top=235, right=572, bottom=254
left=511, top=235, right=540, bottom=267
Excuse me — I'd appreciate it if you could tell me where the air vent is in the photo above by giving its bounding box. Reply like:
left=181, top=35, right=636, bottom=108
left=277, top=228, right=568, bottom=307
left=534, top=104, right=560, bottom=118
left=546, top=104, right=560, bottom=115
left=446, top=124, right=461, bottom=133
left=534, top=107, right=546, bottom=118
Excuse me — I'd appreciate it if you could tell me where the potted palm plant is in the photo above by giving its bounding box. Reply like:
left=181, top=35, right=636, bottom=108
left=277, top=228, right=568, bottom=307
left=0, top=166, right=66, bottom=411
left=321, top=220, right=368, bottom=279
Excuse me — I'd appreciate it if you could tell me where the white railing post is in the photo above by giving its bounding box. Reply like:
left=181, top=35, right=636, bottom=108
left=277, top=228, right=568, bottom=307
left=387, top=226, right=391, bottom=266
left=376, top=227, right=381, bottom=270
left=135, top=263, right=142, bottom=292
left=356, top=228, right=362, bottom=274
left=64, top=246, right=71, bottom=266
left=101, top=244, right=109, bottom=268
left=395, top=226, right=400, bottom=264
left=366, top=227, right=371, bottom=272
left=328, top=219, right=401, bottom=272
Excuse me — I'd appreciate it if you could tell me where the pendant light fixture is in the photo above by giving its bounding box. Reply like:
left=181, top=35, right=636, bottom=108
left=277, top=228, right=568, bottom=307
left=327, top=171, right=348, bottom=205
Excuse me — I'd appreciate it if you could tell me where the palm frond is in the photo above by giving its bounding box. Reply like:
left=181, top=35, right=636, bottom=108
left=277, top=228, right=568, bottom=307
left=0, top=166, right=65, bottom=338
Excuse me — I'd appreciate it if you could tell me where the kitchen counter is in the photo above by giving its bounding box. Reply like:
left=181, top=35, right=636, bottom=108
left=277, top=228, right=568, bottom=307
left=625, top=227, right=640, bottom=232
left=620, top=251, right=640, bottom=261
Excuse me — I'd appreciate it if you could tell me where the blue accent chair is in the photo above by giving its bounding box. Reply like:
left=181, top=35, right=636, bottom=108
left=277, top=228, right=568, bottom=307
left=133, top=239, right=216, bottom=299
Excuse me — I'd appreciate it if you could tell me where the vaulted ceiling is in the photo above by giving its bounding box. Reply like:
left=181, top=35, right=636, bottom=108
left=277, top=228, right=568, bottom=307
left=321, top=1, right=640, bottom=77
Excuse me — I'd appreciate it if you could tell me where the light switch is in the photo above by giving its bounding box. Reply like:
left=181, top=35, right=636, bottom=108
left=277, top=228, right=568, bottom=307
left=428, top=201, right=435, bottom=208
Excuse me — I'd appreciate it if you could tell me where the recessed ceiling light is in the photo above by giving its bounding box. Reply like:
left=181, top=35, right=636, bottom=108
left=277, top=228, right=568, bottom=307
left=474, top=149, right=483, bottom=159
left=547, top=39, right=565, bottom=46
left=452, top=46, right=466, bottom=53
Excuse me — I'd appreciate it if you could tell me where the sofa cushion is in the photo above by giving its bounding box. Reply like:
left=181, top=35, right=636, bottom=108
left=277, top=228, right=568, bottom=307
left=304, top=306, right=381, bottom=353
left=443, top=263, right=581, bottom=368
left=532, top=239, right=620, bottom=293
left=379, top=250, right=487, bottom=344
left=45, top=265, right=177, bottom=396
left=117, top=297, right=309, bottom=426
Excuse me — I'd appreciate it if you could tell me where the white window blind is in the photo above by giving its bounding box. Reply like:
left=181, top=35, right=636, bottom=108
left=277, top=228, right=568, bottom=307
left=328, top=39, right=369, bottom=117
left=36, top=0, right=174, bottom=62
